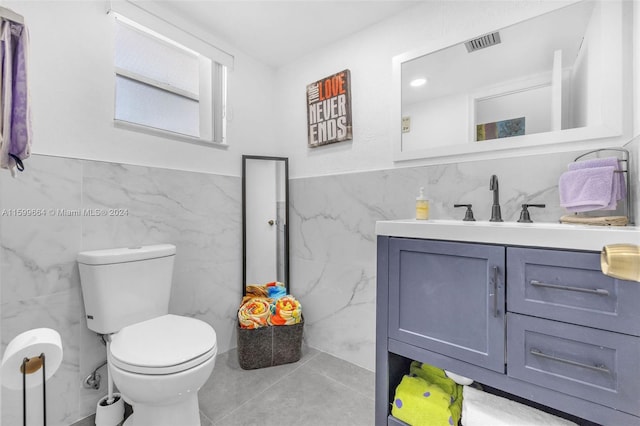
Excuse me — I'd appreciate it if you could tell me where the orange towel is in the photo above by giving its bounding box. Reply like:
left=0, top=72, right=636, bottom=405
left=269, top=296, right=302, bottom=326
left=238, top=297, right=271, bottom=329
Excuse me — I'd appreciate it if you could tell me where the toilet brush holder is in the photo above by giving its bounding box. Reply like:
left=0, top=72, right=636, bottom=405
left=95, top=393, right=124, bottom=426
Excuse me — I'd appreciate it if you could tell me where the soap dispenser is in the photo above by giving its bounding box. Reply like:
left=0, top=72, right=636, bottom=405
left=416, top=187, right=429, bottom=220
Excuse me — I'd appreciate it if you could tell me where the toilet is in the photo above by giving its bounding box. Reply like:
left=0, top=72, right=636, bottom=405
left=77, top=244, right=217, bottom=426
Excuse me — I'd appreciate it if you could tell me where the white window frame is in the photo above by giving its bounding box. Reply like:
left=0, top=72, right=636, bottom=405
left=108, top=1, right=230, bottom=147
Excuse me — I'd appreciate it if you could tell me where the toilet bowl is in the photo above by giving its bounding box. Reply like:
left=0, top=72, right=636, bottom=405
left=77, top=244, right=217, bottom=424
left=108, top=314, right=217, bottom=426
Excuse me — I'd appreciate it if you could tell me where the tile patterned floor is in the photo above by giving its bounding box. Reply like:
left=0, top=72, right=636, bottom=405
left=71, top=347, right=375, bottom=426
left=198, top=347, right=375, bottom=426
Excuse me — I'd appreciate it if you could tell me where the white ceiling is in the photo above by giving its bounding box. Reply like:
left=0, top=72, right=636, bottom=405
left=148, top=1, right=420, bottom=68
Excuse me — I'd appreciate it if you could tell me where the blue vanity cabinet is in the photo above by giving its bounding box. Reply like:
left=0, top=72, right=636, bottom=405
left=376, top=235, right=640, bottom=426
left=387, top=238, right=505, bottom=372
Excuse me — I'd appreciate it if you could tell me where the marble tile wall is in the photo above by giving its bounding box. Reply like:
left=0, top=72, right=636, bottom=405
left=0, top=155, right=242, bottom=425
left=1, top=142, right=637, bottom=424
left=289, top=145, right=639, bottom=371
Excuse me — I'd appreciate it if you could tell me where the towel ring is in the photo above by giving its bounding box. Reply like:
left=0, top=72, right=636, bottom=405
left=572, top=147, right=632, bottom=225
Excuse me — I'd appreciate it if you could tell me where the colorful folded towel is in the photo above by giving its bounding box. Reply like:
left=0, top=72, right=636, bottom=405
left=269, top=296, right=302, bottom=326
left=246, top=284, right=269, bottom=298
left=391, top=362, right=462, bottom=426
left=267, top=285, right=287, bottom=300
left=238, top=297, right=272, bottom=329
left=410, top=362, right=459, bottom=400
left=242, top=284, right=271, bottom=306
left=559, top=166, right=616, bottom=212
left=392, top=375, right=451, bottom=425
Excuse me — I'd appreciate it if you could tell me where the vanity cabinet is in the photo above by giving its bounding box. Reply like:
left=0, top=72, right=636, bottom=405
left=376, top=235, right=640, bottom=426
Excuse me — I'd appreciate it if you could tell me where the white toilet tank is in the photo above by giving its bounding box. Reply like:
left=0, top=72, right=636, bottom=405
left=77, top=244, right=176, bottom=334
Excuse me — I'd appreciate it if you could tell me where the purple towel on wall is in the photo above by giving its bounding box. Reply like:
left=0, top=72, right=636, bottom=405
left=567, top=157, right=626, bottom=203
left=559, top=166, right=616, bottom=212
left=0, top=19, right=31, bottom=177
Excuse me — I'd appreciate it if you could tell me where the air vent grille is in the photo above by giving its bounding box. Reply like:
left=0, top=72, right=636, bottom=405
left=464, top=32, right=501, bottom=53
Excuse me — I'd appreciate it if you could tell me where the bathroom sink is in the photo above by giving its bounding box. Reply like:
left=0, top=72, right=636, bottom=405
left=375, top=219, right=639, bottom=251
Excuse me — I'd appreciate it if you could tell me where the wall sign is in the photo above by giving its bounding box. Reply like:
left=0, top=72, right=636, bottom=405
left=306, top=69, right=352, bottom=148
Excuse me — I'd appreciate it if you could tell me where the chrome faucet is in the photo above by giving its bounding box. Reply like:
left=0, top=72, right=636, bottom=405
left=489, top=175, right=503, bottom=222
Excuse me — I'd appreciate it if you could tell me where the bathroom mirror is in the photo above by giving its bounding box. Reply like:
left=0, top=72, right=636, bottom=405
left=393, top=0, right=632, bottom=162
left=242, top=155, right=289, bottom=295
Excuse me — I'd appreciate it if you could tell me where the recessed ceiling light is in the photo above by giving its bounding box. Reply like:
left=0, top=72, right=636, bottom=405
left=410, top=78, right=427, bottom=87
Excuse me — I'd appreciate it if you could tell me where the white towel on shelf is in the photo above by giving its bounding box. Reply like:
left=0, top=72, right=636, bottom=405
left=462, top=386, right=577, bottom=426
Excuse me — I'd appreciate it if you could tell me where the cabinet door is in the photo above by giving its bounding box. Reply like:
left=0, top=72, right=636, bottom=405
left=388, top=238, right=505, bottom=372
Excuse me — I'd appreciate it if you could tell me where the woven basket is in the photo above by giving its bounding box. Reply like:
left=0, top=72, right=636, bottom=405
left=236, top=317, right=304, bottom=370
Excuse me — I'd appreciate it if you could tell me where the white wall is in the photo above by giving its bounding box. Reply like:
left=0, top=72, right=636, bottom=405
left=402, top=94, right=469, bottom=150
left=3, top=0, right=279, bottom=177
left=476, top=85, right=551, bottom=136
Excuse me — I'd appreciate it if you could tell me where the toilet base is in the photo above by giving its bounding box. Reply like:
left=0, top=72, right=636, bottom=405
left=122, top=394, right=201, bottom=426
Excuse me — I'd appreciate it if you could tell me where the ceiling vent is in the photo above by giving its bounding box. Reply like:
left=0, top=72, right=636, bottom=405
left=464, top=32, right=501, bottom=53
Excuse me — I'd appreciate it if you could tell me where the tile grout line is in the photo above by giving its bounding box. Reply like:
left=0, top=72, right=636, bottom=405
left=314, top=370, right=375, bottom=402
left=211, top=348, right=321, bottom=425
left=200, top=408, right=215, bottom=426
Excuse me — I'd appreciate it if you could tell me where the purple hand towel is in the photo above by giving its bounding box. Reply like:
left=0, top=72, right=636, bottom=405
left=568, top=157, right=626, bottom=204
left=0, top=20, right=31, bottom=177
left=559, top=166, right=616, bottom=212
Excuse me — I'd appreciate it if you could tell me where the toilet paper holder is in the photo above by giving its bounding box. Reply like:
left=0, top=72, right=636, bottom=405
left=20, top=353, right=47, bottom=426
left=1, top=328, right=62, bottom=426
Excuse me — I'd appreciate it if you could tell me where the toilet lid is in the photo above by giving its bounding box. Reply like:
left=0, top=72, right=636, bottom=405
left=110, top=314, right=217, bottom=375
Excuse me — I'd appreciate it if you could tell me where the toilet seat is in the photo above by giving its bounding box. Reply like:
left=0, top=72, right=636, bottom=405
left=109, top=314, right=217, bottom=375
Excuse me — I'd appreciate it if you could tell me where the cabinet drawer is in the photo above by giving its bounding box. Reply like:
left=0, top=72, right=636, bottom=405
left=507, top=247, right=640, bottom=336
left=507, top=313, right=640, bottom=416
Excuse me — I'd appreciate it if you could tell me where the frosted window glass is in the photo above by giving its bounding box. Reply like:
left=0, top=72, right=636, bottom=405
left=115, top=20, right=199, bottom=95
left=115, top=76, right=199, bottom=137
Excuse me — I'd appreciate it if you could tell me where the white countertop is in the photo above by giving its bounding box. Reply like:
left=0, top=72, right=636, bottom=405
left=375, top=219, right=640, bottom=251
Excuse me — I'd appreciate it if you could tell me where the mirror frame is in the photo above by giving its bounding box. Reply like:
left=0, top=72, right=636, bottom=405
left=392, top=0, right=632, bottom=164
left=242, top=155, right=290, bottom=296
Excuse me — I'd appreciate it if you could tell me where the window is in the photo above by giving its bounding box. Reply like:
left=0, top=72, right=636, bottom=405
left=112, top=12, right=227, bottom=144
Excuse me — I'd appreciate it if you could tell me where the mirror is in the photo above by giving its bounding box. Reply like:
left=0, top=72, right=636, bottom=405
left=242, top=155, right=289, bottom=295
left=393, top=0, right=631, bottom=162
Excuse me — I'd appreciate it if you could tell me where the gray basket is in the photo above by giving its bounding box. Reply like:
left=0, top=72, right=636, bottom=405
left=237, top=317, right=304, bottom=370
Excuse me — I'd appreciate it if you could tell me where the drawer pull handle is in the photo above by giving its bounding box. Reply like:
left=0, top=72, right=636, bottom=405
left=491, top=266, right=499, bottom=317
left=530, top=348, right=610, bottom=374
left=529, top=280, right=609, bottom=296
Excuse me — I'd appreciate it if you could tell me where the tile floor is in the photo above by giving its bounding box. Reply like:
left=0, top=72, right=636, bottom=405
left=198, top=347, right=375, bottom=426
left=73, top=347, right=375, bottom=426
